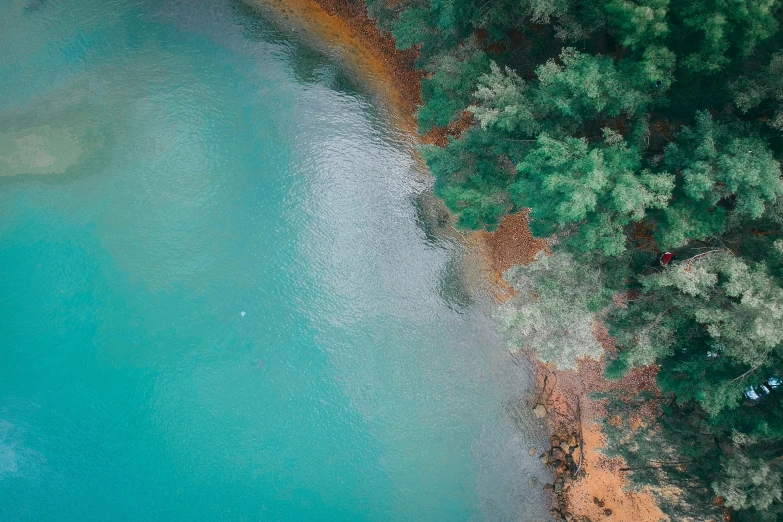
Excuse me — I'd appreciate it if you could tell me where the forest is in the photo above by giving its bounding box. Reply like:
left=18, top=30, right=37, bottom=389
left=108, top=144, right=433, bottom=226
left=363, top=0, right=783, bottom=519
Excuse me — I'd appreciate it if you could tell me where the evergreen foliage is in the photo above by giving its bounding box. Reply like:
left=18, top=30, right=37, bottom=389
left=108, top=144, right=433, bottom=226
left=499, top=251, right=607, bottom=369
left=365, top=0, right=783, bottom=517
left=714, top=453, right=783, bottom=513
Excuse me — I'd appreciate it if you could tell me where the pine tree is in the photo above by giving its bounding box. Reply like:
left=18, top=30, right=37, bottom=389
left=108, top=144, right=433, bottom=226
left=366, top=0, right=783, bottom=518
left=499, top=251, right=610, bottom=369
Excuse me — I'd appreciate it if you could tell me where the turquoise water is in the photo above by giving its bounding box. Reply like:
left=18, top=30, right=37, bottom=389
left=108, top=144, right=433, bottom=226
left=0, top=0, right=550, bottom=520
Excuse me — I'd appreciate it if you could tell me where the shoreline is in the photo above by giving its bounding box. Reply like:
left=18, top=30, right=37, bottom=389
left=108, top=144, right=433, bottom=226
left=248, top=0, right=421, bottom=136
left=252, top=1, right=666, bottom=520
left=248, top=0, right=501, bottom=299
left=529, top=352, right=666, bottom=522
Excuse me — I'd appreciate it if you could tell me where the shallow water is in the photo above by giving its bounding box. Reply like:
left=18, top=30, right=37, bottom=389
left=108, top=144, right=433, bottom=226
left=0, top=0, right=550, bottom=520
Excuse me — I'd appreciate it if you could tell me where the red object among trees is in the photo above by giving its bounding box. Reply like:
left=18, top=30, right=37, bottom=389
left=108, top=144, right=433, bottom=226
left=660, top=252, right=674, bottom=266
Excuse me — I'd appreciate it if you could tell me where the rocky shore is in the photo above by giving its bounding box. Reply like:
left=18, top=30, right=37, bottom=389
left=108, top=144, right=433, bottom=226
left=528, top=357, right=665, bottom=522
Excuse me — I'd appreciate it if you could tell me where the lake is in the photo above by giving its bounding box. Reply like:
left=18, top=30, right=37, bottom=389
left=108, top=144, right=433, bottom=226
left=0, top=0, right=550, bottom=519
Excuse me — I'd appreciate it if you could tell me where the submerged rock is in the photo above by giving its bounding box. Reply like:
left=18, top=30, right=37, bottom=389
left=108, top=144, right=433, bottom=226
left=533, top=404, right=547, bottom=418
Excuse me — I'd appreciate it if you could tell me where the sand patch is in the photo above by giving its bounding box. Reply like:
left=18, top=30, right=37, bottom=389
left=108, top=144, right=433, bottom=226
left=0, top=125, right=83, bottom=176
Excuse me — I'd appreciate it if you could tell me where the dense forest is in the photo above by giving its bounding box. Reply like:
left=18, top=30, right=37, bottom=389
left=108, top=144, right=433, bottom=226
left=363, top=0, right=783, bottom=519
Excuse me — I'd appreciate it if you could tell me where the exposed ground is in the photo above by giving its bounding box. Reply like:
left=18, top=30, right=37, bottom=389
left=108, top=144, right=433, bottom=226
left=534, top=339, right=666, bottom=522
left=484, top=212, right=667, bottom=521
left=252, top=0, right=421, bottom=133
left=481, top=210, right=549, bottom=274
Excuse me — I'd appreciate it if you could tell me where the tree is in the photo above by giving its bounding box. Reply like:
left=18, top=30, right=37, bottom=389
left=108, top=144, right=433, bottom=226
left=713, top=453, right=783, bottom=513
left=609, top=251, right=783, bottom=413
left=513, top=129, right=672, bottom=256
left=499, top=251, right=609, bottom=369
left=654, top=112, right=783, bottom=249
left=367, top=0, right=783, bottom=518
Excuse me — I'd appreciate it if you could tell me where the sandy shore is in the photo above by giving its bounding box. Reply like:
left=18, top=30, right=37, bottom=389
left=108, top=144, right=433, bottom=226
left=250, top=0, right=501, bottom=296
left=248, top=0, right=420, bottom=135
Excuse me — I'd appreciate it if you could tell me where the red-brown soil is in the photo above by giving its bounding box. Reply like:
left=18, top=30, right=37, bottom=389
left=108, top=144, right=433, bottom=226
left=534, top=330, right=666, bottom=521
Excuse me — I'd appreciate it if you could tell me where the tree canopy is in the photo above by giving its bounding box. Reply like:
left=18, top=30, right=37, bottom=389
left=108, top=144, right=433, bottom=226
left=367, top=0, right=783, bottom=518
